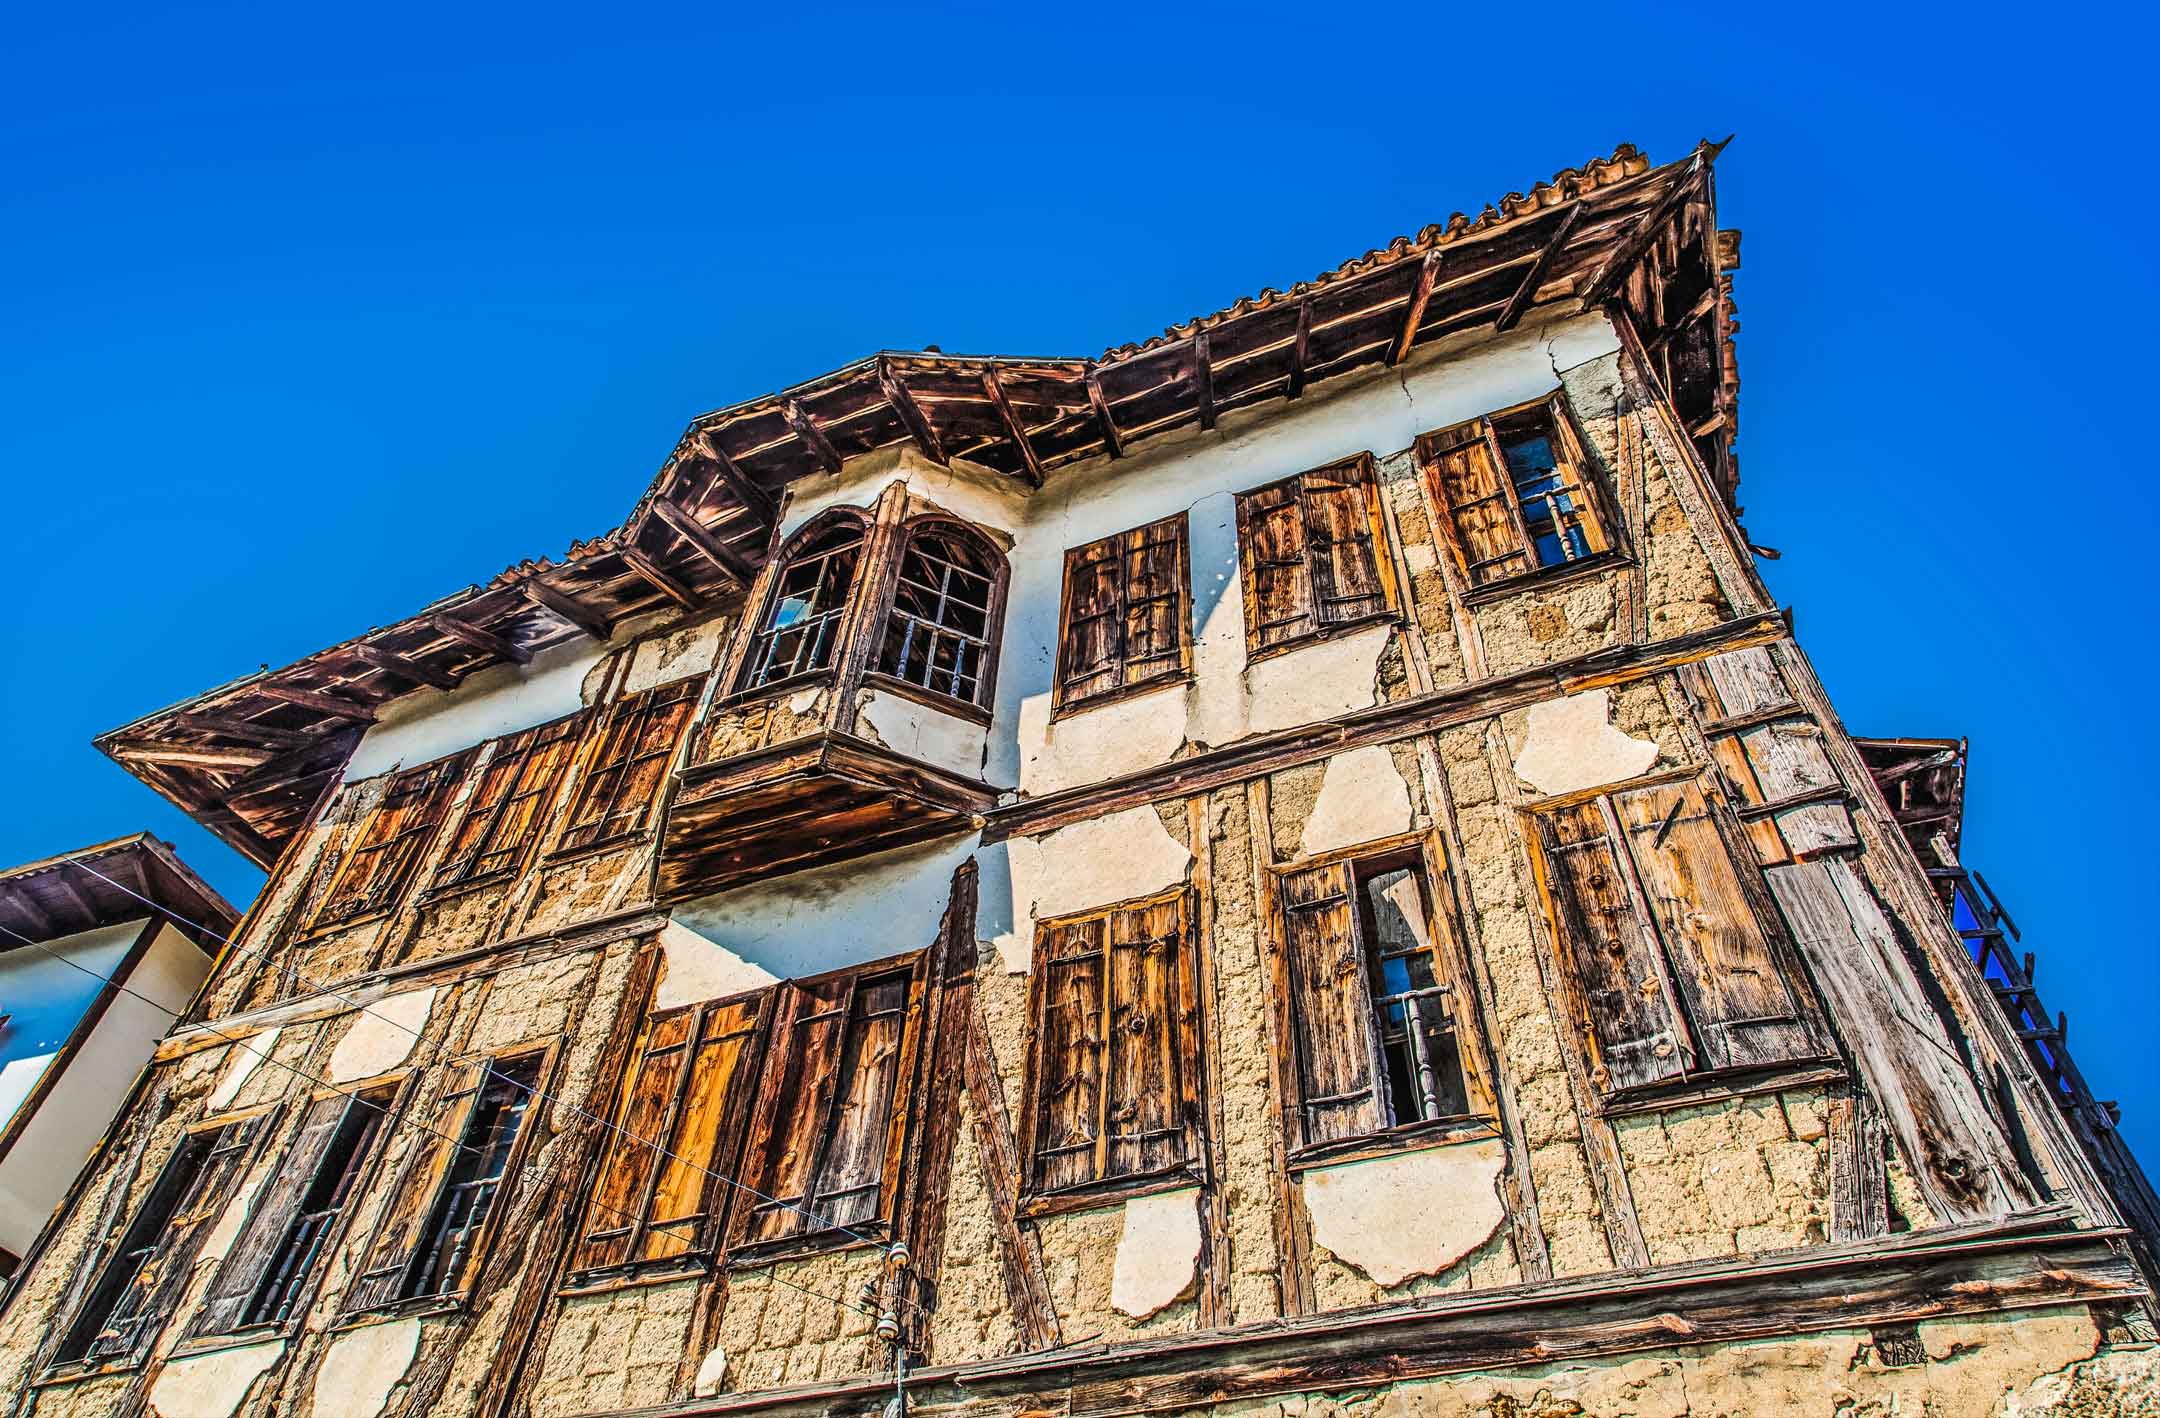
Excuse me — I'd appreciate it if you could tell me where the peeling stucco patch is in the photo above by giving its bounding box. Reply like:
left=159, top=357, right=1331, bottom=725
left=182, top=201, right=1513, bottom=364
left=856, top=690, right=988, bottom=780
left=1017, top=682, right=1188, bottom=796
left=1510, top=689, right=1658, bottom=796
left=995, top=807, right=1192, bottom=970
left=148, top=1338, right=284, bottom=1418
left=652, top=922, right=779, bottom=1011
left=1299, top=746, right=1415, bottom=859
left=692, top=1344, right=729, bottom=1398
left=206, top=1026, right=281, bottom=1111
left=786, top=688, right=822, bottom=716
left=1110, top=1188, right=1201, bottom=1318
left=1245, top=624, right=1394, bottom=736
left=311, top=1318, right=421, bottom=1418
left=199, top=1169, right=265, bottom=1265
left=1304, top=1141, right=1507, bottom=1287
left=327, top=987, right=435, bottom=1083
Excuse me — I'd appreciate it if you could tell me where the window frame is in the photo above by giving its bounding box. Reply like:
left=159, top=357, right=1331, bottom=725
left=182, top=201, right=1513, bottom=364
left=301, top=753, right=474, bottom=935
left=866, top=515, right=1010, bottom=718
left=1525, top=766, right=1838, bottom=1104
left=1017, top=887, right=1206, bottom=1211
left=1232, top=452, right=1400, bottom=660
left=721, top=952, right=929, bottom=1263
left=1269, top=832, right=1496, bottom=1164
left=424, top=712, right=588, bottom=896
left=1050, top=513, right=1193, bottom=717
left=550, top=680, right=701, bottom=858
left=1416, top=392, right=1622, bottom=597
left=731, top=508, right=875, bottom=700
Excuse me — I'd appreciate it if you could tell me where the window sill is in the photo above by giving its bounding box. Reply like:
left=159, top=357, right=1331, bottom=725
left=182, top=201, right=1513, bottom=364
left=330, top=1295, right=467, bottom=1332
left=1244, top=610, right=1401, bottom=667
left=716, top=669, right=837, bottom=714
left=1600, top=1061, right=1845, bottom=1118
left=1461, top=551, right=1629, bottom=606
left=1288, top=1117, right=1501, bottom=1172
left=1048, top=671, right=1192, bottom=725
left=36, top=1354, right=142, bottom=1387
left=542, top=829, right=651, bottom=868
left=725, top=1226, right=890, bottom=1269
left=1019, top=1166, right=1204, bottom=1220
left=416, top=868, right=518, bottom=908
left=559, top=1256, right=711, bottom=1297
left=288, top=907, right=395, bottom=948
left=858, top=672, right=993, bottom=727
left=163, top=1326, right=290, bottom=1362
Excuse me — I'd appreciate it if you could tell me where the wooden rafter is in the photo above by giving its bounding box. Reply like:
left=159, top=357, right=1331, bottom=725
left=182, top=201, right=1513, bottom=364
left=1194, top=333, right=1216, bottom=429
left=170, top=712, right=311, bottom=750
left=782, top=399, right=844, bottom=476
left=1496, top=205, right=1586, bottom=333
left=1287, top=300, right=1313, bottom=400
left=9, top=894, right=54, bottom=940
left=350, top=643, right=459, bottom=692
left=877, top=358, right=948, bottom=465
left=617, top=544, right=700, bottom=611
left=521, top=578, right=612, bottom=642
left=1085, top=363, right=1123, bottom=459
left=108, top=738, right=276, bottom=771
left=693, top=431, right=775, bottom=526
left=651, top=497, right=754, bottom=586
left=1579, top=156, right=1710, bottom=309
left=47, top=872, right=97, bottom=928
left=430, top=613, right=531, bottom=665
left=1389, top=251, right=1443, bottom=366
left=253, top=682, right=379, bottom=722
left=980, top=369, right=1043, bottom=487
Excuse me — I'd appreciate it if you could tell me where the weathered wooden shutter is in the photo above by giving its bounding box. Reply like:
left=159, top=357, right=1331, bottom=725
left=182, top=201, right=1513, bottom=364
left=345, top=1062, right=486, bottom=1311
left=432, top=714, right=584, bottom=888
left=1057, top=536, right=1127, bottom=702
left=312, top=756, right=469, bottom=927
left=1300, top=459, right=1389, bottom=628
left=1278, top=861, right=1388, bottom=1146
left=1535, top=802, right=1689, bottom=1091
left=803, top=969, right=912, bottom=1229
left=1103, top=894, right=1191, bottom=1179
left=1121, top=517, right=1188, bottom=686
left=191, top=1095, right=351, bottom=1335
left=1611, top=779, right=1818, bottom=1071
left=1237, top=481, right=1316, bottom=650
left=1422, top=424, right=1531, bottom=586
left=1029, top=917, right=1107, bottom=1192
left=560, top=681, right=697, bottom=850
left=739, top=976, right=852, bottom=1245
left=1542, top=400, right=1612, bottom=556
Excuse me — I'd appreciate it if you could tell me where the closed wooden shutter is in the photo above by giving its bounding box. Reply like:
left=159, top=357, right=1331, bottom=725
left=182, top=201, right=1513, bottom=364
left=1301, top=458, right=1389, bottom=628
left=431, top=714, right=585, bottom=889
left=802, top=969, right=912, bottom=1230
left=1536, top=802, right=1690, bottom=1091
left=311, top=756, right=471, bottom=928
left=1029, top=916, right=1106, bottom=1193
left=1278, top=861, right=1388, bottom=1146
left=1542, top=401, right=1612, bottom=556
left=1422, top=423, right=1531, bottom=586
left=1236, top=480, right=1316, bottom=650
left=641, top=999, right=764, bottom=1261
left=558, top=681, right=699, bottom=852
left=1611, top=779, right=1818, bottom=1071
left=1057, top=538, right=1126, bottom=703
left=1056, top=516, right=1190, bottom=707
left=191, top=1095, right=352, bottom=1335
left=345, top=1062, right=486, bottom=1311
left=1103, top=894, right=1192, bottom=1179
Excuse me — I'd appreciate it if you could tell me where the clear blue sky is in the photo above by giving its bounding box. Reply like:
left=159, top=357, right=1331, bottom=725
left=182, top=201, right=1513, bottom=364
left=5, top=5, right=2154, bottom=1160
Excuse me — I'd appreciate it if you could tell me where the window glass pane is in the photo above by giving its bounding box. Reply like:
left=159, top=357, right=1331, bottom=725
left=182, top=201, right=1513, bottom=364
left=404, top=1056, right=539, bottom=1299
left=1356, top=865, right=1468, bottom=1125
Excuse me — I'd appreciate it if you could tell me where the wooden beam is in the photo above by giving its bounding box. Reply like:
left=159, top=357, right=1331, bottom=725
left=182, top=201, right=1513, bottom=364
left=108, top=738, right=276, bottom=771
left=980, top=369, right=1043, bottom=487
left=1085, top=363, right=1124, bottom=459
left=650, top=497, right=754, bottom=586
left=616, top=544, right=700, bottom=611
left=781, top=398, right=844, bottom=476
left=1495, top=204, right=1586, bottom=333
left=429, top=613, right=531, bottom=665
left=876, top=358, right=948, bottom=465
left=47, top=872, right=98, bottom=930
left=693, top=431, right=775, bottom=526
left=1579, top=157, right=1709, bottom=309
left=251, top=682, right=379, bottom=723
left=1194, top=332, right=1216, bottom=429
left=7, top=894, right=54, bottom=941
left=521, top=578, right=612, bottom=642
left=171, top=712, right=312, bottom=750
left=1287, top=300, right=1313, bottom=400
left=1389, top=251, right=1443, bottom=366
left=349, top=642, right=459, bottom=691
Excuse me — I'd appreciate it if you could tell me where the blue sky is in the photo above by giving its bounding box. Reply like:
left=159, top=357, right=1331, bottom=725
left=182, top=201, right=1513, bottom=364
left=4, top=4, right=2154, bottom=1159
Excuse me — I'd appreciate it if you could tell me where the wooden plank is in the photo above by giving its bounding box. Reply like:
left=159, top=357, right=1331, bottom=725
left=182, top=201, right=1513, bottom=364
left=428, top=613, right=531, bottom=665
left=1388, top=251, right=1442, bottom=366
left=350, top=643, right=460, bottom=691
left=616, top=544, right=700, bottom=611
left=963, top=990, right=1063, bottom=1347
left=107, top=739, right=276, bottom=771
left=1580, top=158, right=1708, bottom=309
left=651, top=497, right=755, bottom=586
left=1086, top=363, right=1124, bottom=459
left=694, top=430, right=777, bottom=526
left=781, top=398, right=844, bottom=476
left=981, top=369, right=1045, bottom=487
left=1495, top=205, right=1586, bottom=332
left=253, top=682, right=380, bottom=722
left=520, top=577, right=613, bottom=642
left=1245, top=778, right=1315, bottom=1316
left=1193, top=333, right=1216, bottom=429
left=170, top=712, right=314, bottom=750
left=877, top=357, right=949, bottom=466
left=1286, top=300, right=1313, bottom=400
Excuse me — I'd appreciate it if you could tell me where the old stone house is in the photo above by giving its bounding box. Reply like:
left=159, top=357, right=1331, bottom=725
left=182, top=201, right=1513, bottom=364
left=2, top=139, right=2154, bottom=1417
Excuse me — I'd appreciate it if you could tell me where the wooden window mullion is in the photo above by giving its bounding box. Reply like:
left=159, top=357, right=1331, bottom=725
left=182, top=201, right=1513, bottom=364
left=1091, top=927, right=1114, bottom=1185
left=1481, top=423, right=1541, bottom=564
left=1594, top=792, right=1701, bottom=1074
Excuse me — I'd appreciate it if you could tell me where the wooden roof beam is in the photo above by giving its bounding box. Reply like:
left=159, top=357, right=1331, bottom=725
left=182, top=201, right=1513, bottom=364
left=8, top=894, right=54, bottom=941
left=617, top=544, right=700, bottom=611
left=109, top=738, right=277, bottom=771
left=877, top=358, right=948, bottom=465
left=1085, top=363, right=1124, bottom=459
left=522, top=578, right=613, bottom=642
left=171, top=712, right=312, bottom=750
left=693, top=431, right=775, bottom=527
left=1287, top=301, right=1313, bottom=400
left=430, top=613, right=531, bottom=665
left=47, top=872, right=98, bottom=929
left=782, top=399, right=844, bottom=476
left=1388, top=251, right=1443, bottom=367
left=1495, top=205, right=1586, bottom=333
left=1194, top=333, right=1216, bottom=429
left=1579, top=158, right=1710, bottom=310
left=350, top=643, right=459, bottom=692
left=253, top=682, right=380, bottom=723
left=650, top=497, right=755, bottom=586
left=981, top=369, right=1044, bottom=487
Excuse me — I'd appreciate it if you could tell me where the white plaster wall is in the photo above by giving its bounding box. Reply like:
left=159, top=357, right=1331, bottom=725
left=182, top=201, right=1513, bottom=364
left=0, top=923, right=209, bottom=1256
left=779, top=448, right=1028, bottom=540
left=856, top=690, right=989, bottom=780
left=345, top=636, right=602, bottom=781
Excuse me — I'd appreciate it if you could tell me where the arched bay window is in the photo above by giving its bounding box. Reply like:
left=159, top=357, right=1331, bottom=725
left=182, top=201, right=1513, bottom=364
left=739, top=510, right=867, bottom=691
left=876, top=518, right=1005, bottom=711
